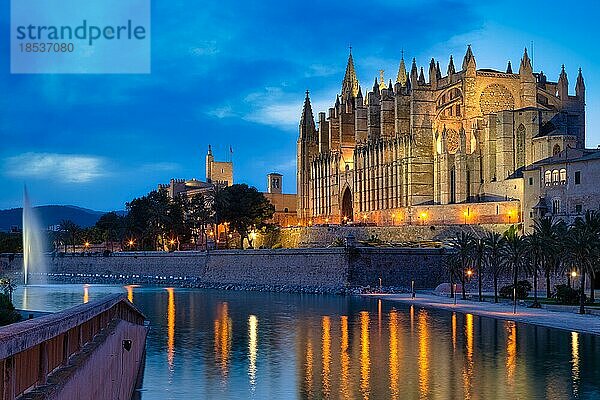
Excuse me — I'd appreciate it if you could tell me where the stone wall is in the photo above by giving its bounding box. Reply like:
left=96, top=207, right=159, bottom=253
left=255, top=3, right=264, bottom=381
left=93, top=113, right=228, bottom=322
left=261, top=223, right=515, bottom=249
left=1, top=248, right=446, bottom=292
left=1, top=247, right=575, bottom=294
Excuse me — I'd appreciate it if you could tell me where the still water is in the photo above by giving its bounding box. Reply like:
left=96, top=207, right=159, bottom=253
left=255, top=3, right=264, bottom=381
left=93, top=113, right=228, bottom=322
left=12, top=284, right=600, bottom=399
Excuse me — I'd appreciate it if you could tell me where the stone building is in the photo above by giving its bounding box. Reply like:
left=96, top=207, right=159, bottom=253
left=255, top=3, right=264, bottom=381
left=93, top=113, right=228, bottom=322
left=158, top=145, right=233, bottom=199
left=297, top=46, right=586, bottom=225
left=523, top=147, right=600, bottom=230
left=263, top=173, right=298, bottom=227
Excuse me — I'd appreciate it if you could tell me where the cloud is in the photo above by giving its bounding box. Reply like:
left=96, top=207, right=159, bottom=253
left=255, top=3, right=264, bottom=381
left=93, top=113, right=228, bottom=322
left=206, top=105, right=237, bottom=119
left=3, top=153, right=107, bottom=183
left=189, top=41, right=220, bottom=57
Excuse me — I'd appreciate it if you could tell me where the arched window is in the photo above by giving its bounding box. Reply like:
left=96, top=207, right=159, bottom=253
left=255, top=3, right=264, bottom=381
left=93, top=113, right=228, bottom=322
left=284, top=207, right=289, bottom=213
left=552, top=170, right=559, bottom=184
left=516, top=124, right=526, bottom=168
left=544, top=170, right=552, bottom=186
left=559, top=168, right=567, bottom=184
left=553, top=144, right=561, bottom=155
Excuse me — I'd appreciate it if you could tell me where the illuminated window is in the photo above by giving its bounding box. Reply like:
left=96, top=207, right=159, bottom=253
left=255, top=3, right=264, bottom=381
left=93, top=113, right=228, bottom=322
left=552, top=170, right=559, bottom=184
left=559, top=169, right=567, bottom=184
left=544, top=170, right=551, bottom=186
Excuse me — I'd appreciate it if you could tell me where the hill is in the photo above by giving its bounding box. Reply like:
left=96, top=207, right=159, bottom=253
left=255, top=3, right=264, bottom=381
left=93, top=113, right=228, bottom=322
left=0, top=205, right=125, bottom=231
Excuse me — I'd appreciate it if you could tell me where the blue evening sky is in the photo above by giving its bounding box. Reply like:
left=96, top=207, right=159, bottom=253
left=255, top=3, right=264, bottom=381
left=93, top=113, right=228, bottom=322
left=1, top=0, right=599, bottom=211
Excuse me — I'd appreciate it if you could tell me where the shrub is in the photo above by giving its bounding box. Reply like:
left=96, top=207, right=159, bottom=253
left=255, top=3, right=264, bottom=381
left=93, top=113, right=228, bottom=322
left=0, top=294, right=21, bottom=326
left=555, top=284, right=583, bottom=305
left=499, top=280, right=532, bottom=300
left=331, top=238, right=345, bottom=247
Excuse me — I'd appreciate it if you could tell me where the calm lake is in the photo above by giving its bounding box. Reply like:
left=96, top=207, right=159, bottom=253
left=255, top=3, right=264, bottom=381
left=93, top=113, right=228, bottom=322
left=12, top=284, right=600, bottom=399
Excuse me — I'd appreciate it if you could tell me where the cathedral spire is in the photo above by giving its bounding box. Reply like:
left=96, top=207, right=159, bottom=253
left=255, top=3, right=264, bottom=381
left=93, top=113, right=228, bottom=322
left=519, top=47, right=532, bottom=74
left=576, top=67, right=585, bottom=98
left=447, top=55, right=455, bottom=76
left=418, top=67, right=425, bottom=85
left=462, top=44, right=475, bottom=70
left=397, top=54, right=408, bottom=86
left=410, top=58, right=418, bottom=86
left=506, top=60, right=513, bottom=74
left=341, top=50, right=359, bottom=98
left=558, top=64, right=569, bottom=100
left=436, top=61, right=442, bottom=80
left=299, top=90, right=316, bottom=140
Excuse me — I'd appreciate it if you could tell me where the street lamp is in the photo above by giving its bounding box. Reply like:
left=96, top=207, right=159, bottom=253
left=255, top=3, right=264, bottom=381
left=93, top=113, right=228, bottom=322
left=84, top=242, right=90, bottom=254
left=391, top=213, right=396, bottom=226
left=463, top=210, right=469, bottom=225
left=419, top=212, right=427, bottom=226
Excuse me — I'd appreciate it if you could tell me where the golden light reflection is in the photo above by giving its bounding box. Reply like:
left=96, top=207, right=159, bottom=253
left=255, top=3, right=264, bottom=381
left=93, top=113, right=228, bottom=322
left=463, top=313, right=474, bottom=400
left=417, top=310, right=430, bottom=399
left=505, top=321, right=517, bottom=386
left=571, top=331, right=580, bottom=397
left=83, top=284, right=89, bottom=304
left=340, top=316, right=351, bottom=400
left=451, top=312, right=457, bottom=352
left=305, top=339, right=314, bottom=397
left=378, top=299, right=382, bottom=337
left=124, top=284, right=139, bottom=303
left=166, top=287, right=175, bottom=371
left=360, top=311, right=370, bottom=400
left=214, top=302, right=232, bottom=379
left=389, top=310, right=400, bottom=400
left=248, top=315, right=258, bottom=390
left=322, top=316, right=331, bottom=397
left=410, top=305, right=415, bottom=336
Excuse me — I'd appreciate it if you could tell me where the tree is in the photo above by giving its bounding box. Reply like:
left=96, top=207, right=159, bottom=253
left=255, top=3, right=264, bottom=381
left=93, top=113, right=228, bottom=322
left=484, top=231, right=506, bottom=303
left=186, top=193, right=214, bottom=250
left=564, top=211, right=600, bottom=314
left=96, top=212, right=126, bottom=251
left=524, top=232, right=544, bottom=308
left=59, top=220, right=80, bottom=253
left=502, top=225, right=527, bottom=305
left=214, top=184, right=275, bottom=249
left=473, top=236, right=485, bottom=302
left=531, top=217, right=566, bottom=299
left=448, top=231, right=475, bottom=300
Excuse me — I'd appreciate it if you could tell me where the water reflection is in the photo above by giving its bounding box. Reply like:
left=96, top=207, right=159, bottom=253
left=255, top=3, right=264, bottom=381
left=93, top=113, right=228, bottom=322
left=572, top=331, right=580, bottom=398
left=321, top=316, right=331, bottom=397
left=506, top=321, right=517, bottom=387
left=214, top=302, right=232, bottom=380
left=248, top=315, right=258, bottom=390
left=83, top=284, right=89, bottom=304
left=166, top=288, right=175, bottom=371
left=389, top=310, right=399, bottom=400
left=340, top=316, right=350, bottom=400
left=11, top=285, right=600, bottom=400
left=417, top=310, right=429, bottom=399
left=360, top=311, right=370, bottom=400
left=463, top=313, right=474, bottom=400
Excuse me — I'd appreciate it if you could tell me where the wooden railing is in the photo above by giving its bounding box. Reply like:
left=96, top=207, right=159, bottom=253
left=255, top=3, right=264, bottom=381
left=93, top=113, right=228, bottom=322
left=0, top=294, right=145, bottom=400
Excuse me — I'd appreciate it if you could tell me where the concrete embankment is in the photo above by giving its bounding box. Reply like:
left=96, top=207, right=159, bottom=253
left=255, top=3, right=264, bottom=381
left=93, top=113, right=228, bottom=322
left=1, top=248, right=447, bottom=293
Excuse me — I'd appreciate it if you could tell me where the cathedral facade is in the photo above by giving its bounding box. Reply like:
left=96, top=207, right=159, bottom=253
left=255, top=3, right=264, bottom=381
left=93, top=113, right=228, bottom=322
left=297, top=46, right=586, bottom=225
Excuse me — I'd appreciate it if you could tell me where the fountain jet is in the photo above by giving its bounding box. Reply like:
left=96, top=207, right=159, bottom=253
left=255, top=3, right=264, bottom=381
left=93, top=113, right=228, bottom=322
left=22, top=186, right=46, bottom=285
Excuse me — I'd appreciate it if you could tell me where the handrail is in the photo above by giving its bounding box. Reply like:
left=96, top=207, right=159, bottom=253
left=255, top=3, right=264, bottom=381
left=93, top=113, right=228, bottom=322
left=0, top=294, right=144, bottom=360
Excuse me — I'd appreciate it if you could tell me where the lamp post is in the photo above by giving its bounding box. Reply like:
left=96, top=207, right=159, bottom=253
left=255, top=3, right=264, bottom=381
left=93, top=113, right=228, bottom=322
left=84, top=242, right=90, bottom=254
left=569, top=270, right=577, bottom=288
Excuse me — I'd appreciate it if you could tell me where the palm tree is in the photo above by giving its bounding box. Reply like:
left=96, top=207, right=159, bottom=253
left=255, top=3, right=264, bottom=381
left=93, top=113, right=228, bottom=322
left=448, top=231, right=475, bottom=300
left=564, top=211, right=600, bottom=314
left=524, top=232, right=544, bottom=308
left=484, top=231, right=506, bottom=303
left=502, top=225, right=527, bottom=305
left=59, top=220, right=80, bottom=253
left=473, top=237, right=486, bottom=301
left=532, top=217, right=566, bottom=299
